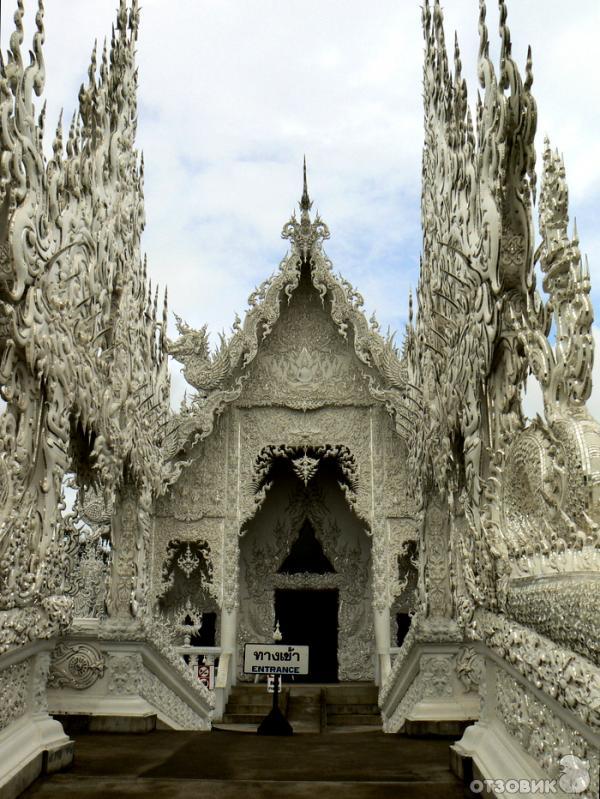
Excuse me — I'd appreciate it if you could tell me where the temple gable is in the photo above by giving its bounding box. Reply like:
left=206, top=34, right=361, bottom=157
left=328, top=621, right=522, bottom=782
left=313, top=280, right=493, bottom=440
left=237, top=269, right=373, bottom=410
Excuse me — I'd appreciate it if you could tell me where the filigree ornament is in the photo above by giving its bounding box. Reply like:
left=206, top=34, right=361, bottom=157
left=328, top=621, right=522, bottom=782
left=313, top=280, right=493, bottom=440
left=291, top=453, right=320, bottom=486
left=177, top=543, right=200, bottom=579
left=172, top=598, right=203, bottom=646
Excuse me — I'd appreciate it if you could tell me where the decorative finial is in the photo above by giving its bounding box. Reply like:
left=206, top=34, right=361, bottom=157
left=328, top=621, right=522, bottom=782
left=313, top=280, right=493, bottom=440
left=273, top=621, right=282, bottom=642
left=281, top=157, right=330, bottom=258
left=300, top=155, right=312, bottom=215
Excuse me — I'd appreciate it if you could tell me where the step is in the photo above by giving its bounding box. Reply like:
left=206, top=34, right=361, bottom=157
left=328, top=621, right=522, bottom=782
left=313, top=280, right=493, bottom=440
left=327, top=702, right=379, bottom=716
left=323, top=687, right=379, bottom=703
left=286, top=687, right=322, bottom=733
left=222, top=713, right=265, bottom=724
left=226, top=697, right=276, bottom=708
left=20, top=775, right=464, bottom=798
left=227, top=690, right=277, bottom=701
left=223, top=709, right=273, bottom=719
left=326, top=713, right=382, bottom=727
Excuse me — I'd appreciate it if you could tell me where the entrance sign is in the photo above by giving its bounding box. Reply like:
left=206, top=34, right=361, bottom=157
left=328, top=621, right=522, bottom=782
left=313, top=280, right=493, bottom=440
left=244, top=643, right=309, bottom=676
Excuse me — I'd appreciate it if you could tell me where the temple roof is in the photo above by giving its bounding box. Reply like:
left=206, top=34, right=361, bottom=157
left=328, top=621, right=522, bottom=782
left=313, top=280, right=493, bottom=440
left=167, top=164, right=410, bottom=448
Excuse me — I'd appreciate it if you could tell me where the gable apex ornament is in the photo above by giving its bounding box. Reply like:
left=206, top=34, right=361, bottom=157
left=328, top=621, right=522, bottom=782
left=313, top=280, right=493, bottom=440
left=281, top=158, right=330, bottom=260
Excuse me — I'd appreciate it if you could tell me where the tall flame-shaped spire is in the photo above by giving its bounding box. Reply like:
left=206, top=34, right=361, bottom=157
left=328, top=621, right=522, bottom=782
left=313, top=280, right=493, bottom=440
left=281, top=158, right=330, bottom=260
left=299, top=155, right=312, bottom=216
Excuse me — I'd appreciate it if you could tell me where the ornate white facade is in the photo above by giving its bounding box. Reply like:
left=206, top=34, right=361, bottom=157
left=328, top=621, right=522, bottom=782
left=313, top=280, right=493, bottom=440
left=0, top=1, right=598, bottom=798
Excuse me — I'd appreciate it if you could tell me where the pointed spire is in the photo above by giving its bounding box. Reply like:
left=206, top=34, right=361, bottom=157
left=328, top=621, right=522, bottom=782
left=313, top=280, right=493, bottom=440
left=282, top=158, right=330, bottom=258
left=299, top=155, right=312, bottom=215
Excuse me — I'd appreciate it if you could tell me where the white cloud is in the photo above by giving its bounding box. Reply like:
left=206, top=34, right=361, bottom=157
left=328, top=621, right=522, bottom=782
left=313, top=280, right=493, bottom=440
left=522, top=373, right=544, bottom=423
left=523, top=326, right=600, bottom=423
left=1, top=0, right=599, bottom=413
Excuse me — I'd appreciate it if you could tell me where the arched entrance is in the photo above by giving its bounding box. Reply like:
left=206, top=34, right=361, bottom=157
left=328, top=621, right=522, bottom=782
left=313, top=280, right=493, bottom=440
left=237, top=448, right=374, bottom=683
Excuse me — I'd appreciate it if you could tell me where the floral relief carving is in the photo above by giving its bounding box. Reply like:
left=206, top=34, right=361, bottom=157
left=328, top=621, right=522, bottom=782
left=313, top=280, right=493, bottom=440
left=152, top=519, right=223, bottom=609
left=382, top=672, right=426, bottom=734
left=48, top=643, right=105, bottom=690
left=470, top=609, right=600, bottom=731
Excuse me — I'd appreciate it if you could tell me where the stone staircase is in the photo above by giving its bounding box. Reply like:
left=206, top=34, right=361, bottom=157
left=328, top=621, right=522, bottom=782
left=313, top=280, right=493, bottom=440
left=221, top=684, right=289, bottom=726
left=220, top=683, right=381, bottom=733
left=324, top=685, right=380, bottom=729
left=21, top=728, right=464, bottom=798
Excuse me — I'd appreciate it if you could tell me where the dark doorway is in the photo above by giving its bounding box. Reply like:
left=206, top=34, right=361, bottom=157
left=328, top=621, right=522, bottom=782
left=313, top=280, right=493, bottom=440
left=191, top=612, right=216, bottom=647
left=396, top=613, right=412, bottom=646
left=274, top=589, right=338, bottom=683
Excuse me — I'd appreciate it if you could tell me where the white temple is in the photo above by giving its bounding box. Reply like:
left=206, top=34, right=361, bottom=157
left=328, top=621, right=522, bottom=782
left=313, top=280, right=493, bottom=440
left=0, top=1, right=598, bottom=797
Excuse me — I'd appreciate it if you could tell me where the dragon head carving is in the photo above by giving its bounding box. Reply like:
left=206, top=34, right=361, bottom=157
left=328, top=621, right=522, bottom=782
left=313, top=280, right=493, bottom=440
left=167, top=315, right=231, bottom=393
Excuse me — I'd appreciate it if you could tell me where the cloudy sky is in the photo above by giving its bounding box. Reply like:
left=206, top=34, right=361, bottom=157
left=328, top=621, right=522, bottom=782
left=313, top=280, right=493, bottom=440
left=1, top=0, right=599, bottom=415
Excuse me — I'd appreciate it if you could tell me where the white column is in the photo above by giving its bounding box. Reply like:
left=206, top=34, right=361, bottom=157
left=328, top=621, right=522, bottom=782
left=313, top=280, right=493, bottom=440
left=220, top=606, right=238, bottom=686
left=374, top=606, right=391, bottom=685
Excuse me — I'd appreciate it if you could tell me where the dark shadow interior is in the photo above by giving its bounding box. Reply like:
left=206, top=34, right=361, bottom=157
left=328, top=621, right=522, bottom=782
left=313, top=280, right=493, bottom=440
left=278, top=519, right=335, bottom=575
left=275, top=588, right=339, bottom=683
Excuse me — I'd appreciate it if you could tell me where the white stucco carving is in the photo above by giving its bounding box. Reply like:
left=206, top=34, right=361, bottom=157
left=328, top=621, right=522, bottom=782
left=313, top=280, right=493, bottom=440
left=0, top=0, right=598, bottom=793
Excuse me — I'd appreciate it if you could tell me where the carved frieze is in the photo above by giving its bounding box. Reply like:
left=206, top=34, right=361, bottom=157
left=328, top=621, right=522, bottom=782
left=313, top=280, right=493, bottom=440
left=455, top=647, right=483, bottom=694
left=470, top=609, right=600, bottom=731
left=506, top=576, right=600, bottom=666
left=140, top=668, right=211, bottom=730
left=155, top=416, right=228, bottom=521
left=495, top=668, right=599, bottom=799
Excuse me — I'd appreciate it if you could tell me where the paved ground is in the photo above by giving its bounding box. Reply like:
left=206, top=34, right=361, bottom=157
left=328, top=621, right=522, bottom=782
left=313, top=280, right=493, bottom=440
left=23, top=730, right=465, bottom=798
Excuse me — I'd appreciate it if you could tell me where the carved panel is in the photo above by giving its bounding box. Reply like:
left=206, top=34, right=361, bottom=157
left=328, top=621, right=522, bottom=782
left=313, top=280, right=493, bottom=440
left=421, top=654, right=455, bottom=697
left=155, top=415, right=228, bottom=521
left=236, top=405, right=374, bottom=529
left=140, top=668, right=211, bottom=730
left=151, top=518, right=223, bottom=608
left=455, top=647, right=483, bottom=693
left=48, top=643, right=105, bottom=690
left=107, top=653, right=143, bottom=695
left=423, top=499, right=452, bottom=619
